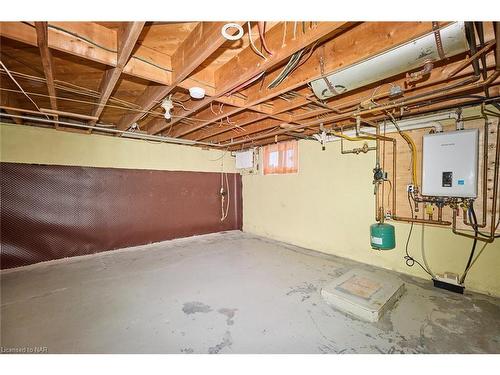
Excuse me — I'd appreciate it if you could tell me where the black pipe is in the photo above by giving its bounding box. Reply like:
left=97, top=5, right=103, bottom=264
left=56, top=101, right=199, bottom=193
left=461, top=204, right=479, bottom=283
left=474, top=22, right=488, bottom=81
left=465, top=22, right=481, bottom=78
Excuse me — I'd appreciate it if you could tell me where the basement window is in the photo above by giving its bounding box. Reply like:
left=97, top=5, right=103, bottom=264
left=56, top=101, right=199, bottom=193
left=262, top=140, right=298, bottom=175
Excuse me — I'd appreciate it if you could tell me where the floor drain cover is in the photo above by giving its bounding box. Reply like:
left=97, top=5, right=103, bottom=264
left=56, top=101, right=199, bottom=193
left=321, top=268, right=405, bottom=322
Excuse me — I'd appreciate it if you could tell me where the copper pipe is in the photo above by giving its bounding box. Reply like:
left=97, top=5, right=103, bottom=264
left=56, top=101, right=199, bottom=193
left=40, top=108, right=98, bottom=121
left=463, top=105, right=489, bottom=228
left=226, top=72, right=496, bottom=148
left=0, top=105, right=56, bottom=117
left=452, top=209, right=494, bottom=243
left=354, top=75, right=482, bottom=117
left=393, top=215, right=451, bottom=226
left=452, top=111, right=500, bottom=242
left=379, top=124, right=451, bottom=226
left=1, top=105, right=99, bottom=121
left=447, top=40, right=496, bottom=78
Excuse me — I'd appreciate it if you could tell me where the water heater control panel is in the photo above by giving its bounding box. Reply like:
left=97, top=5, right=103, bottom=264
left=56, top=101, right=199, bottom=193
left=421, top=129, right=478, bottom=198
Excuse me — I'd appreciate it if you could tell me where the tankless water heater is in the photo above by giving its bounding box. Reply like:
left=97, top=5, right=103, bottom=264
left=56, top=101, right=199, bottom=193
left=421, top=129, right=479, bottom=198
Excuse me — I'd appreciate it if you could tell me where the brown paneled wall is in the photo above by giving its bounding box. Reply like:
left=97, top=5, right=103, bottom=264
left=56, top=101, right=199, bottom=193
left=0, top=163, right=242, bottom=269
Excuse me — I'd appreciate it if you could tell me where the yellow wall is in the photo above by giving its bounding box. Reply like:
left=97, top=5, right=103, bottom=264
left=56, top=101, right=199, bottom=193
left=0, top=123, right=234, bottom=173
left=243, top=139, right=500, bottom=297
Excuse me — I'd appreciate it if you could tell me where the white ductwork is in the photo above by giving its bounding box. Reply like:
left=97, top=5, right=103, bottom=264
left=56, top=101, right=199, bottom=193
left=321, top=111, right=458, bottom=143
left=311, top=22, right=469, bottom=100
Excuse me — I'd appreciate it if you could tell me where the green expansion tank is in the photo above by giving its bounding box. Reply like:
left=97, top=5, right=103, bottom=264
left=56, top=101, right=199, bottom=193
left=370, top=223, right=395, bottom=250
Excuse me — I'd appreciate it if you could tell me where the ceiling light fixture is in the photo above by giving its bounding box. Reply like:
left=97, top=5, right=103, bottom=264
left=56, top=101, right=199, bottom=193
left=189, top=87, right=205, bottom=99
left=161, top=96, right=174, bottom=120
left=221, top=23, right=244, bottom=41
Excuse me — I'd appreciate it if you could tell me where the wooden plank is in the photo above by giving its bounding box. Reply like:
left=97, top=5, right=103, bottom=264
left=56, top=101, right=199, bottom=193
left=203, top=118, right=283, bottom=143
left=244, top=22, right=443, bottom=106
left=170, top=22, right=230, bottom=83
left=291, top=52, right=497, bottom=124
left=214, top=21, right=349, bottom=95
left=189, top=111, right=269, bottom=141
left=34, top=22, right=58, bottom=128
left=223, top=77, right=498, bottom=149
left=496, top=21, right=500, bottom=71
left=171, top=106, right=245, bottom=138
left=149, top=22, right=348, bottom=136
left=89, top=22, right=145, bottom=127
left=0, top=22, right=171, bottom=85
left=116, top=22, right=232, bottom=130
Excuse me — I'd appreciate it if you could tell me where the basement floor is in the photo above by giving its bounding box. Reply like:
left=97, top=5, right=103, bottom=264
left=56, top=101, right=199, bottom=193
left=1, top=231, right=500, bottom=354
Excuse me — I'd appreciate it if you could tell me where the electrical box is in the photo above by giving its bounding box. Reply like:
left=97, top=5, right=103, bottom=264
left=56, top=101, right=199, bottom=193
left=235, top=150, right=254, bottom=169
left=421, top=129, right=479, bottom=198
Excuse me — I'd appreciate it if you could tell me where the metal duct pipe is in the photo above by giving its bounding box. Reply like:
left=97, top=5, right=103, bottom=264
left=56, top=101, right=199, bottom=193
left=0, top=114, right=223, bottom=148
left=311, top=22, right=469, bottom=100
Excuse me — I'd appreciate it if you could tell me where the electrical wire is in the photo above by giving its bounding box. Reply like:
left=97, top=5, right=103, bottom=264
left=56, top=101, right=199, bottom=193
left=21, top=22, right=175, bottom=74
left=403, top=191, right=432, bottom=276
left=420, top=224, right=436, bottom=279
left=267, top=49, right=304, bottom=89
left=0, top=87, right=213, bottom=124
left=0, top=60, right=49, bottom=119
left=460, top=205, right=479, bottom=284
left=386, top=112, right=418, bottom=188
left=459, top=203, right=500, bottom=284
left=247, top=22, right=267, bottom=60
left=218, top=150, right=230, bottom=221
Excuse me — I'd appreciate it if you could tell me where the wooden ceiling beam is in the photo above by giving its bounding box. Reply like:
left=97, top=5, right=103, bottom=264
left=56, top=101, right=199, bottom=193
left=243, top=22, right=444, bottom=107
left=226, top=75, right=499, bottom=150
left=153, top=22, right=440, bottom=138
left=204, top=118, right=284, bottom=144
left=291, top=52, right=498, bottom=123
left=34, top=22, right=58, bottom=127
left=168, top=105, right=245, bottom=138
left=0, top=94, right=24, bottom=125
left=148, top=22, right=349, bottom=136
left=189, top=111, right=269, bottom=141
left=227, top=95, right=491, bottom=151
left=0, top=22, right=172, bottom=85
left=214, top=21, right=350, bottom=96
left=88, top=22, right=145, bottom=129
left=221, top=57, right=499, bottom=149
left=116, top=22, right=232, bottom=131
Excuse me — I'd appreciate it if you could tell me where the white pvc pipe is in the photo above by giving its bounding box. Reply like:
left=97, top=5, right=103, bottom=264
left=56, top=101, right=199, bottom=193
left=321, top=110, right=458, bottom=143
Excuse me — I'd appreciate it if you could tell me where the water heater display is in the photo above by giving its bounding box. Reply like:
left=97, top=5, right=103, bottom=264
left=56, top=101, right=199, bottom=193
left=421, top=129, right=478, bottom=198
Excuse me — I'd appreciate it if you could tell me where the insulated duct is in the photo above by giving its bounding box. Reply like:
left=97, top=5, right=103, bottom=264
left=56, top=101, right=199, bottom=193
left=311, top=22, right=469, bottom=100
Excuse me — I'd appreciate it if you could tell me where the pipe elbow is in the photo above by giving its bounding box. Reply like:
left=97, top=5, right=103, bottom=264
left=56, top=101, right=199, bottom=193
left=431, top=121, right=443, bottom=133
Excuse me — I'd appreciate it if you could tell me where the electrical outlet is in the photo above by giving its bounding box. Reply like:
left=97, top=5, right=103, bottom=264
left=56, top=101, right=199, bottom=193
left=407, top=184, right=414, bottom=193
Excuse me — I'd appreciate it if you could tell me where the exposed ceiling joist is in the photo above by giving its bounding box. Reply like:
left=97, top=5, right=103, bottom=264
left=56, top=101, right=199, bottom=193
left=88, top=22, right=145, bottom=129
left=146, top=21, right=349, bottom=136
left=34, top=22, right=58, bottom=127
left=0, top=22, right=172, bottom=85
left=116, top=22, right=233, bottom=131
left=190, top=112, right=268, bottom=141
left=243, top=22, right=444, bottom=106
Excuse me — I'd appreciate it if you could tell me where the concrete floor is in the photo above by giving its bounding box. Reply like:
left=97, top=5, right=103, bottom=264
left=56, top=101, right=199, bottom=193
left=1, top=231, right=500, bottom=354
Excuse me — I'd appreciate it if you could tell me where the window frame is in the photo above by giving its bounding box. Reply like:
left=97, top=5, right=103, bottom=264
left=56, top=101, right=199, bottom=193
left=262, top=140, right=299, bottom=175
